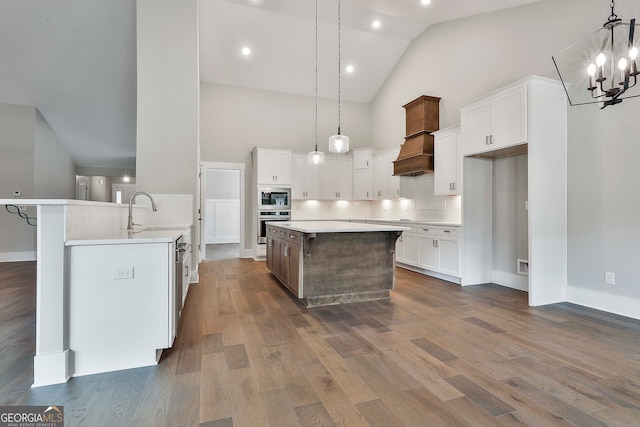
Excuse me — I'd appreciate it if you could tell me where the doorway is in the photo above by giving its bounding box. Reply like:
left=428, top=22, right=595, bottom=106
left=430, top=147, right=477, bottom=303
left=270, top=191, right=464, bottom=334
left=200, top=162, right=245, bottom=261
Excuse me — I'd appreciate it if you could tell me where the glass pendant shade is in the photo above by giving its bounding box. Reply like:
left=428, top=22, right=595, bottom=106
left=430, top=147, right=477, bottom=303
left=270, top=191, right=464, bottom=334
left=328, top=134, right=349, bottom=153
left=308, top=150, right=325, bottom=165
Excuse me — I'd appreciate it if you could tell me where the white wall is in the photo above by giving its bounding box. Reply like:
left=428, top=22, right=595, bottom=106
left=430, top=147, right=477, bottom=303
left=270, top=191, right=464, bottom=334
left=199, top=82, right=371, bottom=250
left=0, top=105, right=76, bottom=261
left=34, top=110, right=76, bottom=199
left=371, top=0, right=640, bottom=316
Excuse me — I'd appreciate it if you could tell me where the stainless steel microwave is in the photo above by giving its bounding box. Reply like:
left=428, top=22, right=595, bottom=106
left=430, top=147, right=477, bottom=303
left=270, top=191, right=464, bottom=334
left=258, top=187, right=291, bottom=210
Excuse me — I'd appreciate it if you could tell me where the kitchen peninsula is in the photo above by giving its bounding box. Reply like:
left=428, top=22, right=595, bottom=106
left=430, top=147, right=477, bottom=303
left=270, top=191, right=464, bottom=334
left=266, top=221, right=409, bottom=307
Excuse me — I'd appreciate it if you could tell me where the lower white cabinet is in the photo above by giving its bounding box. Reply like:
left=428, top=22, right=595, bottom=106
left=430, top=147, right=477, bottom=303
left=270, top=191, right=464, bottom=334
left=387, top=222, right=461, bottom=280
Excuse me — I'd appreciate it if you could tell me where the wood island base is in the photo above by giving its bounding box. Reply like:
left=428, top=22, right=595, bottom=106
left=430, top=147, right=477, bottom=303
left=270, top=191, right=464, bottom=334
left=265, top=221, right=408, bottom=307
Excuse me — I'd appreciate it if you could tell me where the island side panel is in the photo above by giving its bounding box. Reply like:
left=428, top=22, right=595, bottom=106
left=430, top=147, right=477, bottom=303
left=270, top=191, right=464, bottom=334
left=301, top=231, right=395, bottom=306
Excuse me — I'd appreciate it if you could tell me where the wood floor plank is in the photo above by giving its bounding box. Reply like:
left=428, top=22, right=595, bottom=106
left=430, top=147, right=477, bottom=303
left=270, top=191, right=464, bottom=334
left=294, top=401, right=337, bottom=427
left=445, top=374, right=515, bottom=416
left=354, top=399, right=403, bottom=427
left=228, top=367, right=266, bottom=427
left=224, top=344, right=250, bottom=370
left=200, top=352, right=232, bottom=424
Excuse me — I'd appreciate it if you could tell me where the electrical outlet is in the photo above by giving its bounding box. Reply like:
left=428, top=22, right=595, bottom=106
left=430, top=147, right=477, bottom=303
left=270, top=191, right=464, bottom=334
left=113, top=267, right=134, bottom=280
left=604, top=271, right=615, bottom=285
left=19, top=205, right=27, bottom=210
left=13, top=190, right=21, bottom=197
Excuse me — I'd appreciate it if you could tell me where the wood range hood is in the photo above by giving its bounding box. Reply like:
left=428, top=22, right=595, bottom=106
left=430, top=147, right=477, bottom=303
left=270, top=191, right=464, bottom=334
left=393, top=95, right=441, bottom=177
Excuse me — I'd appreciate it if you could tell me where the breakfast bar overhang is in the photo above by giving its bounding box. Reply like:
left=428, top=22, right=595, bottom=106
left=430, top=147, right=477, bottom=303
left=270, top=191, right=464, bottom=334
left=265, top=221, right=409, bottom=307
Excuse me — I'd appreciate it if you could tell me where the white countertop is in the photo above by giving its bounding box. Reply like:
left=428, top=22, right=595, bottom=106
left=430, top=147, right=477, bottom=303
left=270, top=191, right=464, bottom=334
left=364, top=219, right=462, bottom=227
left=267, top=220, right=411, bottom=233
left=0, top=199, right=124, bottom=207
left=65, top=227, right=189, bottom=246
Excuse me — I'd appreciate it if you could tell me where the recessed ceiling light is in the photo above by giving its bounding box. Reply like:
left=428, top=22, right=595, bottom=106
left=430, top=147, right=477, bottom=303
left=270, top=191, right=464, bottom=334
left=420, top=0, right=431, bottom=5
left=241, top=46, right=251, bottom=56
left=372, top=20, right=381, bottom=29
left=346, top=65, right=354, bottom=73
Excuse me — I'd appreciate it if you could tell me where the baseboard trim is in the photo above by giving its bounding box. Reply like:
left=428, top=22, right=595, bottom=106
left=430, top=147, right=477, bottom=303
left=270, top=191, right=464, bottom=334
left=492, top=270, right=529, bottom=292
left=0, top=251, right=36, bottom=262
left=396, top=263, right=461, bottom=285
left=566, top=286, right=640, bottom=321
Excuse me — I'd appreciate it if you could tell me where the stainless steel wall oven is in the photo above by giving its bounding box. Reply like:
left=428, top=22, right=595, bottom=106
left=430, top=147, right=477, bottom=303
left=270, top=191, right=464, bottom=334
left=257, top=210, right=290, bottom=244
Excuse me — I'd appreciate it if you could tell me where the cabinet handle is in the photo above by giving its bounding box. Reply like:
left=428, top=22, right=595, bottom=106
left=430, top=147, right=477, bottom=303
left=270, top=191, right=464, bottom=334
left=422, top=228, right=430, bottom=232
left=443, top=230, right=451, bottom=233
left=452, top=182, right=456, bottom=190
left=490, top=135, right=494, bottom=144
left=366, top=191, right=369, bottom=198
left=485, top=136, right=489, bottom=145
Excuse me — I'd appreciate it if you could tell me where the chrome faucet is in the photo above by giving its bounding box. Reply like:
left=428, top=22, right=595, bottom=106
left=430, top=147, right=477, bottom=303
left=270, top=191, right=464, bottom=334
left=127, top=191, right=158, bottom=230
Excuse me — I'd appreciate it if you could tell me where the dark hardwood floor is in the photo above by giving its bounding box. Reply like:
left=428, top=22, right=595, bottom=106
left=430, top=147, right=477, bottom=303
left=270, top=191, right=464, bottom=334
left=1, top=259, right=640, bottom=426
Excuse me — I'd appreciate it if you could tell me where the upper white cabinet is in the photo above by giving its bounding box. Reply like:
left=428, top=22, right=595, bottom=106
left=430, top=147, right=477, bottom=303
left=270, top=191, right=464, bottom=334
left=433, top=126, right=462, bottom=195
left=461, top=83, right=527, bottom=156
left=321, top=155, right=352, bottom=200
left=291, top=154, right=321, bottom=199
left=372, top=147, right=401, bottom=200
left=253, top=148, right=292, bottom=186
left=352, top=148, right=376, bottom=200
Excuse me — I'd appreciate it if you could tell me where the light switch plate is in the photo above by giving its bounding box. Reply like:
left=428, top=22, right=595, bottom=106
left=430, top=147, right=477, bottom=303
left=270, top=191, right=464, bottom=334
left=604, top=272, right=615, bottom=285
left=113, top=267, right=134, bottom=280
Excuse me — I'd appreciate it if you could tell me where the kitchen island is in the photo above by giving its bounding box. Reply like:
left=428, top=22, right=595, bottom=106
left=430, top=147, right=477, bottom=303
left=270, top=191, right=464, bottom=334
left=266, top=221, right=409, bottom=307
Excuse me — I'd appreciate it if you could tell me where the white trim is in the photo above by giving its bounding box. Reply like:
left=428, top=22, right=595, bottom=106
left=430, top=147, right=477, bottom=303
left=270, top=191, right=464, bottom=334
left=492, top=270, right=529, bottom=292
left=32, top=349, right=71, bottom=387
left=199, top=162, right=246, bottom=262
left=0, top=251, right=36, bottom=262
left=567, top=286, right=640, bottom=321
left=396, top=263, right=461, bottom=285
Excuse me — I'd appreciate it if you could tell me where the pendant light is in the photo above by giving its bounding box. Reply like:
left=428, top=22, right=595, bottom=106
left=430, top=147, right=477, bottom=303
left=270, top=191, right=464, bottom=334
left=552, top=0, right=639, bottom=108
left=328, top=0, right=349, bottom=153
left=308, top=0, right=325, bottom=165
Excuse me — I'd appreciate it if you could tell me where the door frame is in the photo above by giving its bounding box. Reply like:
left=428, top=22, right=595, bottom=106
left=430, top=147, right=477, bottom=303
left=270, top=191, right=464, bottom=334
left=199, top=161, right=245, bottom=261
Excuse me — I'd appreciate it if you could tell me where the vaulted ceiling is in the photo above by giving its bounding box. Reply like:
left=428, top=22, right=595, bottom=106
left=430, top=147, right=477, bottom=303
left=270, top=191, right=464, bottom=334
left=0, top=0, right=540, bottom=169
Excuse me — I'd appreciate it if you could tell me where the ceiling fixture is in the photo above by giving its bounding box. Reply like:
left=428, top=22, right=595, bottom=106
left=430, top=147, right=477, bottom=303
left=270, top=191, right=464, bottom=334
left=372, top=20, right=381, bottom=29
left=241, top=46, right=251, bottom=56
left=328, top=0, right=349, bottom=154
left=308, top=0, right=324, bottom=165
left=420, top=0, right=431, bottom=5
left=552, top=0, right=639, bottom=108
left=346, top=65, right=354, bottom=73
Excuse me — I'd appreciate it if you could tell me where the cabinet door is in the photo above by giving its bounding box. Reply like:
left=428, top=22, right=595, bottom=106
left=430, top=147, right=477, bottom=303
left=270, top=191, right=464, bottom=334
left=434, top=130, right=457, bottom=195
left=491, top=85, right=527, bottom=150
left=437, top=237, right=460, bottom=277
left=266, top=236, right=274, bottom=271
left=306, top=163, right=322, bottom=199
left=273, top=151, right=292, bottom=185
left=461, top=100, right=491, bottom=155
left=336, top=157, right=353, bottom=200
left=353, top=169, right=371, bottom=200
left=417, top=235, right=437, bottom=270
left=256, top=150, right=276, bottom=185
left=289, top=243, right=301, bottom=296
left=291, top=155, right=306, bottom=199
left=395, top=234, right=404, bottom=263
left=387, top=149, right=401, bottom=199
left=280, top=240, right=290, bottom=284
left=402, top=233, right=417, bottom=265
left=353, top=149, right=372, bottom=170
left=321, top=156, right=338, bottom=199
left=372, top=154, right=386, bottom=200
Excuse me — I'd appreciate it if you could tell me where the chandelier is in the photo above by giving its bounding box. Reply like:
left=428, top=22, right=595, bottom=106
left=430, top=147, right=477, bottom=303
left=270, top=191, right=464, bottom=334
left=552, top=0, right=639, bottom=108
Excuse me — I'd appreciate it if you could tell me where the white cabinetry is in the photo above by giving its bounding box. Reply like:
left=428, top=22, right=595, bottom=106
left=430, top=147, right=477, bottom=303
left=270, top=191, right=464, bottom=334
left=433, top=127, right=462, bottom=195
left=373, top=221, right=461, bottom=281
left=461, top=76, right=567, bottom=307
left=321, top=155, right=352, bottom=200
left=352, top=148, right=376, bottom=200
left=253, top=148, right=292, bottom=186
left=291, top=154, right=321, bottom=199
left=372, top=147, right=401, bottom=199
left=461, top=84, right=527, bottom=156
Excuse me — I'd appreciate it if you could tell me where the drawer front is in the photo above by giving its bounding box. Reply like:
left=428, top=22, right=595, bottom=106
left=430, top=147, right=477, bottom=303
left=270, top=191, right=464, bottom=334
left=415, top=225, right=436, bottom=235
left=286, top=230, right=301, bottom=245
left=437, top=226, right=460, bottom=237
